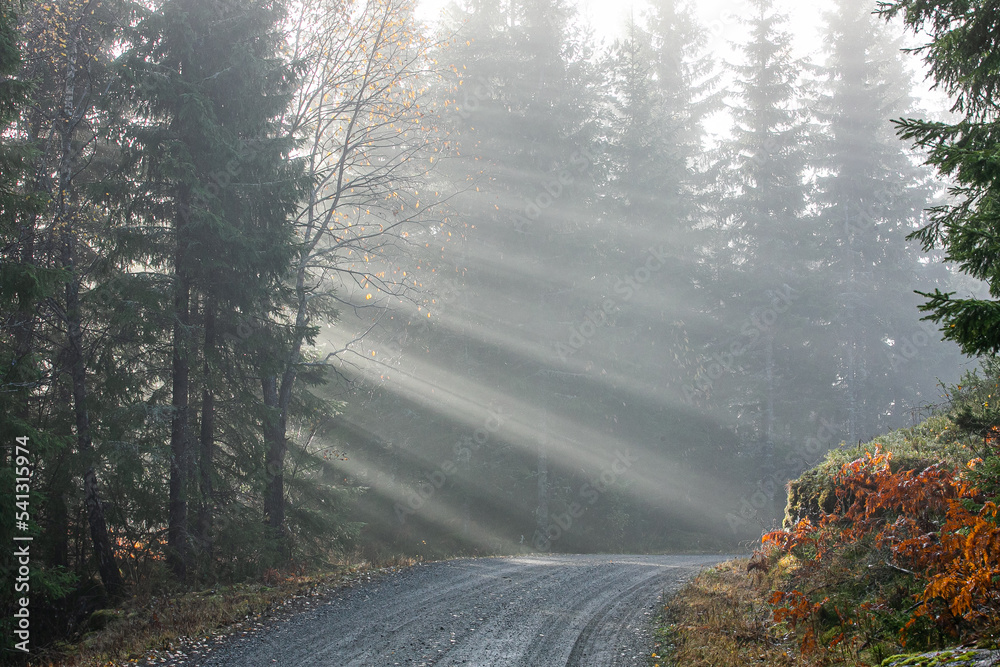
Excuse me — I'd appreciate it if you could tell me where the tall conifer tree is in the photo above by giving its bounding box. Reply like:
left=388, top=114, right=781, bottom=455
left=710, top=0, right=810, bottom=468
left=883, top=1, right=1000, bottom=359
left=811, top=0, right=944, bottom=443
left=115, top=0, right=303, bottom=578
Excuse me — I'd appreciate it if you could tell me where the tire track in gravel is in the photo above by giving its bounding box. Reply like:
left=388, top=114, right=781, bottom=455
left=178, top=553, right=728, bottom=667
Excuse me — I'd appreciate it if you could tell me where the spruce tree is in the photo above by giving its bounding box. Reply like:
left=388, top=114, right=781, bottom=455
left=597, top=4, right=720, bottom=454
left=811, top=0, right=956, bottom=442
left=426, top=0, right=603, bottom=549
left=1, top=0, right=135, bottom=597
left=644, top=0, right=717, bottom=232
left=115, top=0, right=303, bottom=578
left=0, top=1, right=50, bottom=433
left=709, top=0, right=810, bottom=471
left=881, top=1, right=1000, bottom=358
left=0, top=1, right=63, bottom=635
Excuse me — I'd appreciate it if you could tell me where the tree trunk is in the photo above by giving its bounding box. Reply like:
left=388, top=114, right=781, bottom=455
left=168, top=191, right=192, bottom=581
left=83, top=468, right=123, bottom=596
left=66, top=281, right=123, bottom=596
left=844, top=208, right=859, bottom=446
left=9, top=210, right=38, bottom=434
left=45, top=465, right=69, bottom=569
left=197, top=300, right=215, bottom=560
left=262, top=375, right=288, bottom=533
left=764, top=333, right=775, bottom=471
left=535, top=434, right=549, bottom=548
left=261, top=270, right=304, bottom=551
left=61, top=224, right=123, bottom=597
left=56, top=27, right=122, bottom=597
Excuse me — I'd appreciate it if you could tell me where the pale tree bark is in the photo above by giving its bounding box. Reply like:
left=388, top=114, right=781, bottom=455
left=260, top=0, right=450, bottom=539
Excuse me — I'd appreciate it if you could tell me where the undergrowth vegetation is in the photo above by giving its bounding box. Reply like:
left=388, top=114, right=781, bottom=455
left=656, top=361, right=1000, bottom=666
left=18, top=556, right=418, bottom=667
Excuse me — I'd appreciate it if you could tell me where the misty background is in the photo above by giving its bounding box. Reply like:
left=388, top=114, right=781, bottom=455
left=309, top=0, right=975, bottom=557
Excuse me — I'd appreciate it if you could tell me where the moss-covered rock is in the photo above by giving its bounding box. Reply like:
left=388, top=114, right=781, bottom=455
left=82, top=608, right=121, bottom=632
left=784, top=468, right=837, bottom=528
left=881, top=649, right=1000, bottom=666
left=783, top=415, right=974, bottom=528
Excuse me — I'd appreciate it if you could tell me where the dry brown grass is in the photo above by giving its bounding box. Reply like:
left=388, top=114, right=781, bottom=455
left=653, top=558, right=805, bottom=667
left=30, top=556, right=420, bottom=667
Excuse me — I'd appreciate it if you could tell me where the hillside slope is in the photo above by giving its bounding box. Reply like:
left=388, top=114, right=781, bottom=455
left=654, top=363, right=1000, bottom=666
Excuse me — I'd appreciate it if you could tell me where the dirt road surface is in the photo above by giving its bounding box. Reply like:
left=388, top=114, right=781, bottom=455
left=174, top=553, right=728, bottom=666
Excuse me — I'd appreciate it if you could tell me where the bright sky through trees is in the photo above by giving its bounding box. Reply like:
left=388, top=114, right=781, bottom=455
left=417, top=0, right=819, bottom=53
left=415, top=0, right=947, bottom=124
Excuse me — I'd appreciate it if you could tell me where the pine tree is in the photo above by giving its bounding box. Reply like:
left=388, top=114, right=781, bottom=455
left=811, top=0, right=955, bottom=442
left=0, top=1, right=51, bottom=435
left=420, top=0, right=602, bottom=549
left=0, top=0, right=135, bottom=597
left=709, top=0, right=810, bottom=471
left=601, top=16, right=673, bottom=235
left=598, top=1, right=717, bottom=365
left=0, top=2, right=65, bottom=635
left=115, top=0, right=303, bottom=578
left=720, top=0, right=807, bottom=270
left=882, top=1, right=1000, bottom=358
left=644, top=0, right=717, bottom=232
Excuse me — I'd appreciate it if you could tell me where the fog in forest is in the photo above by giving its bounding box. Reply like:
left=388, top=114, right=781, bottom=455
left=302, top=0, right=975, bottom=558
left=2, top=0, right=984, bottom=606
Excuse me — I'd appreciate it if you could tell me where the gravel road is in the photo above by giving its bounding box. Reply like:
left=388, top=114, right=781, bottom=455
left=184, top=553, right=728, bottom=667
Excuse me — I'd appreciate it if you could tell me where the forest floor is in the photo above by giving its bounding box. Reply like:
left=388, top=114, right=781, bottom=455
left=29, top=557, right=417, bottom=667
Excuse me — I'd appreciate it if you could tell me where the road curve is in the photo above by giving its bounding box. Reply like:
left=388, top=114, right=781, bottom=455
left=187, top=554, right=727, bottom=667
